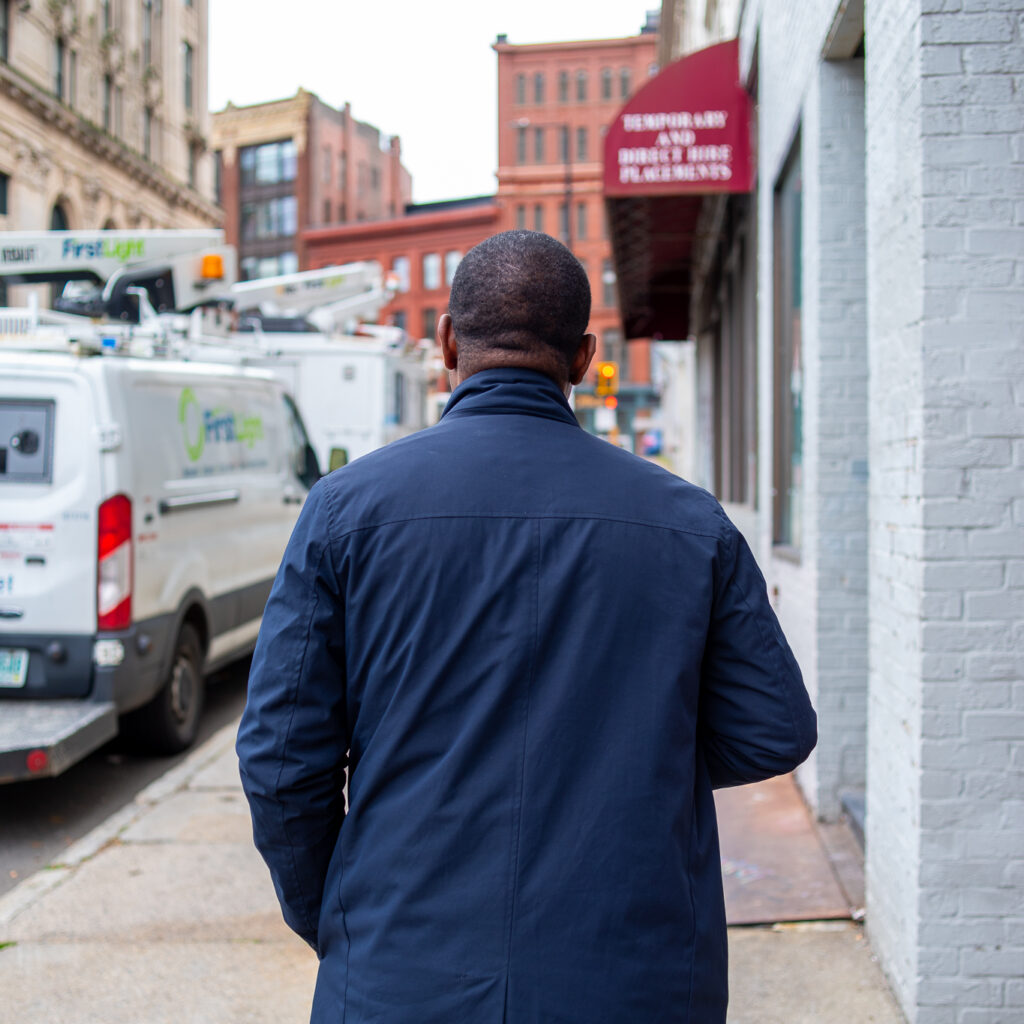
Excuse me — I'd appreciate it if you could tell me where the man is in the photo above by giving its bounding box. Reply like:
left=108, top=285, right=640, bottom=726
left=237, top=230, right=816, bottom=1023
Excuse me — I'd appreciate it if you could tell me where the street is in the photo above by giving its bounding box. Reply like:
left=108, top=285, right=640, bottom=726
left=0, top=660, right=250, bottom=897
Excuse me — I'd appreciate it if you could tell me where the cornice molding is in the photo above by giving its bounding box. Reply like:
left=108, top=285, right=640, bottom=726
left=0, top=60, right=220, bottom=222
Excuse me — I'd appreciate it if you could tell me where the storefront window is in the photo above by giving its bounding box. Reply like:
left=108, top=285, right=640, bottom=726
left=773, top=138, right=803, bottom=551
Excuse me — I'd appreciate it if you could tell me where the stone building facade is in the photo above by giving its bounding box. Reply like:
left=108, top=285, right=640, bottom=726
left=0, top=0, right=218, bottom=239
left=619, top=2, right=1023, bottom=1020
left=211, top=91, right=412, bottom=280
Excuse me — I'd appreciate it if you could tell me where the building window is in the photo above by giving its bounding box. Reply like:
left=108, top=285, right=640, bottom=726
left=239, top=139, right=297, bottom=186
left=213, top=151, right=222, bottom=204
left=142, top=0, right=153, bottom=67
left=323, top=148, right=332, bottom=184
left=533, top=203, right=543, bottom=232
left=142, top=106, right=152, bottom=159
left=773, top=138, right=803, bottom=550
left=558, top=125, right=569, bottom=162
left=0, top=171, right=8, bottom=216
left=54, top=37, right=65, bottom=100
left=102, top=75, right=113, bottom=131
left=391, top=310, right=406, bottom=331
left=516, top=203, right=526, bottom=229
left=423, top=252, right=441, bottom=291
left=601, top=67, right=612, bottom=100
left=533, top=126, right=544, bottom=163
left=444, top=250, right=461, bottom=287
left=240, top=195, right=298, bottom=241
left=576, top=70, right=587, bottom=102
left=101, top=0, right=111, bottom=30
left=576, top=201, right=587, bottom=240
left=68, top=48, right=76, bottom=107
left=1, top=0, right=9, bottom=62
left=620, top=67, right=632, bottom=99
left=50, top=203, right=69, bottom=230
left=392, top=256, right=410, bottom=292
left=576, top=126, right=587, bottom=161
left=188, top=142, right=198, bottom=189
left=183, top=41, right=194, bottom=110
left=602, top=259, right=616, bottom=308
left=323, top=198, right=331, bottom=223
left=558, top=202, right=569, bottom=244
left=422, top=307, right=437, bottom=340
left=533, top=71, right=544, bottom=103
left=515, top=73, right=526, bottom=104
left=558, top=70, right=569, bottom=103
left=516, top=125, right=527, bottom=164
left=240, top=252, right=299, bottom=281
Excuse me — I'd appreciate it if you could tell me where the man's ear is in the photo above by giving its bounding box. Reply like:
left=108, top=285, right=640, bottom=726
left=438, top=313, right=458, bottom=371
left=569, top=333, right=598, bottom=386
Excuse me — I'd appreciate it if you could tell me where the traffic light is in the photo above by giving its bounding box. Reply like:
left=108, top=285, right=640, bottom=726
left=595, top=361, right=619, bottom=396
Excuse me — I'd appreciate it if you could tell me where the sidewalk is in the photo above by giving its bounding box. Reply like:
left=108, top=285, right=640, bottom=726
left=0, top=722, right=904, bottom=1023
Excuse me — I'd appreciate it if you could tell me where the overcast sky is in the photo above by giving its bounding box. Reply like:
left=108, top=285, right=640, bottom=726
left=209, top=1, right=657, bottom=203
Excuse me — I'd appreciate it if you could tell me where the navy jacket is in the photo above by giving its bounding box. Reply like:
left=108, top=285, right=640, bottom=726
left=237, top=368, right=816, bottom=1023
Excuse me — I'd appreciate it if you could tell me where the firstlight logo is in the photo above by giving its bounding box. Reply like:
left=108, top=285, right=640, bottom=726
left=60, top=237, right=146, bottom=262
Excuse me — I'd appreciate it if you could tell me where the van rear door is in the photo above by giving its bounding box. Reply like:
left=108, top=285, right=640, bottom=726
left=0, top=364, right=101, bottom=697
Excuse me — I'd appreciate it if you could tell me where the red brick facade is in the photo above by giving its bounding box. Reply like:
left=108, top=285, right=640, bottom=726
left=212, top=91, right=412, bottom=282
left=494, top=32, right=659, bottom=386
left=304, top=197, right=501, bottom=342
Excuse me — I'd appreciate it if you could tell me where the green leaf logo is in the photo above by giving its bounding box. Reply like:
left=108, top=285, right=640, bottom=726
left=178, top=387, right=205, bottom=462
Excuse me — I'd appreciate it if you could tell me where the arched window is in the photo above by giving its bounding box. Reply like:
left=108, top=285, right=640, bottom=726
left=50, top=203, right=69, bottom=230
left=102, top=218, right=118, bottom=230
left=576, top=70, right=587, bottom=102
left=620, top=67, right=632, bottom=99
left=601, top=68, right=612, bottom=100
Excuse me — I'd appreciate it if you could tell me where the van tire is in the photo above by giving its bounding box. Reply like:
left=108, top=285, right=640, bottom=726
left=123, top=623, right=205, bottom=755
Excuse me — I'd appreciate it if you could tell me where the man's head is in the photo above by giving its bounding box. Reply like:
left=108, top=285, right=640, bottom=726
left=440, top=230, right=597, bottom=394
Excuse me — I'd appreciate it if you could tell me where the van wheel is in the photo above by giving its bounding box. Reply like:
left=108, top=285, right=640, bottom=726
left=124, top=624, right=205, bottom=755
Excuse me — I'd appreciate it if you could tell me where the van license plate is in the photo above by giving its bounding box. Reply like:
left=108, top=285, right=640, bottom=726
left=0, top=649, right=29, bottom=688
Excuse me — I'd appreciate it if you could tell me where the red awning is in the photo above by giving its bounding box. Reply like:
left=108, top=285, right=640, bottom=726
left=603, top=40, right=754, bottom=339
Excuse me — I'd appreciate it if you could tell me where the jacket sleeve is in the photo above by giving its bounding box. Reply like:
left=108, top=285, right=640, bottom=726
left=698, top=527, right=817, bottom=789
left=236, top=480, right=348, bottom=951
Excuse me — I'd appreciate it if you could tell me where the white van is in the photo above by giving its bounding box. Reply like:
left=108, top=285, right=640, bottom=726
left=0, top=344, right=319, bottom=781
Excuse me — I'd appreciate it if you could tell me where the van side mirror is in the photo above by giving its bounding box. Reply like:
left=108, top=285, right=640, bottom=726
left=328, top=447, right=349, bottom=472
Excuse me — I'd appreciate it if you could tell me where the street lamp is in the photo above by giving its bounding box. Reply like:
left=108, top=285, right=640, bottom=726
left=513, top=117, right=573, bottom=251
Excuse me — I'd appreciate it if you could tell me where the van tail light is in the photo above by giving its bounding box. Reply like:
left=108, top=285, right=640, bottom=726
left=98, top=494, right=132, bottom=632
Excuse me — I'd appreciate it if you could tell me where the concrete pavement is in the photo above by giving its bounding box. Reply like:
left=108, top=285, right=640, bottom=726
left=0, top=721, right=904, bottom=1023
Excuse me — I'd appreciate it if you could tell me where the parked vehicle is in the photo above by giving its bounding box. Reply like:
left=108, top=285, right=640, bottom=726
left=0, top=234, right=321, bottom=781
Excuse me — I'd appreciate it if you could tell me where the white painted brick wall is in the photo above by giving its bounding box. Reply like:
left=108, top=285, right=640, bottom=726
left=864, top=0, right=1024, bottom=1021
left=698, top=1, right=1023, bottom=1018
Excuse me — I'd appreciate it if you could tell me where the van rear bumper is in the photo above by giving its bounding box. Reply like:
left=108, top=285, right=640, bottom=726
left=0, top=625, right=166, bottom=709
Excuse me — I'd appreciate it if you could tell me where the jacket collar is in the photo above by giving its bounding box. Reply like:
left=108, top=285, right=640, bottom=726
left=440, top=368, right=581, bottom=428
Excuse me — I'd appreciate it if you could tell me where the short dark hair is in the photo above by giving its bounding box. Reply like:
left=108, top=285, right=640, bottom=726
left=447, top=230, right=591, bottom=372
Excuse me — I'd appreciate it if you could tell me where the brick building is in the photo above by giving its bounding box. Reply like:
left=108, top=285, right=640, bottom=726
left=606, top=2, right=1024, bottom=1020
left=304, top=195, right=500, bottom=342
left=211, top=91, right=411, bottom=280
left=0, top=0, right=218, bottom=243
left=494, top=23, right=659, bottom=391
